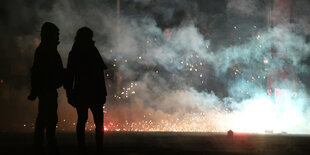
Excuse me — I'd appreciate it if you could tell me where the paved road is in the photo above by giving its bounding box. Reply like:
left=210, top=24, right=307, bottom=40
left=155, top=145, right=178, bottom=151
left=1, top=132, right=310, bottom=154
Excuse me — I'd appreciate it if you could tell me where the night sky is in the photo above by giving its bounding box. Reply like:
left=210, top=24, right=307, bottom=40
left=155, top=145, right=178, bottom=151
left=1, top=0, right=310, bottom=133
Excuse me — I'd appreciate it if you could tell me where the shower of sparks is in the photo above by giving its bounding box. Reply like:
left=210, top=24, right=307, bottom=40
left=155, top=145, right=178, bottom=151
left=17, top=23, right=307, bottom=135
left=99, top=95, right=302, bottom=134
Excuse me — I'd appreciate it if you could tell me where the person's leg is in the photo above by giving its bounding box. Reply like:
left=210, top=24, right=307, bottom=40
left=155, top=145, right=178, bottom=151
left=46, top=91, right=59, bottom=155
left=34, top=100, right=47, bottom=155
left=90, top=105, right=103, bottom=154
left=76, top=105, right=88, bottom=154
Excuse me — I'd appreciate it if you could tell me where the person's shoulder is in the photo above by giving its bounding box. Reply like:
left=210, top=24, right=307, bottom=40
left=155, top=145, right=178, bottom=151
left=90, top=45, right=100, bottom=55
left=36, top=44, right=52, bottom=53
left=35, top=44, right=43, bottom=51
left=89, top=43, right=98, bottom=50
left=34, top=45, right=44, bottom=56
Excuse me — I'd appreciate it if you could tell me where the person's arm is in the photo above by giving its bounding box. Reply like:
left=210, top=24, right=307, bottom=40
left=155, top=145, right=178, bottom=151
left=94, top=46, right=108, bottom=97
left=28, top=48, right=41, bottom=101
left=64, top=52, right=77, bottom=107
left=102, top=60, right=108, bottom=70
left=54, top=51, right=64, bottom=89
left=64, top=52, right=75, bottom=91
left=94, top=46, right=107, bottom=70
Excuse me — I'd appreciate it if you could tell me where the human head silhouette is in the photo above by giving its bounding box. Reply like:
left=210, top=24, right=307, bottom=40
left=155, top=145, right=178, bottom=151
left=75, top=27, right=93, bottom=43
left=40, top=22, right=59, bottom=45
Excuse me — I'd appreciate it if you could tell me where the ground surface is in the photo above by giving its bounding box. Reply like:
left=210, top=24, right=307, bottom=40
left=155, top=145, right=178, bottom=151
left=1, top=132, right=310, bottom=155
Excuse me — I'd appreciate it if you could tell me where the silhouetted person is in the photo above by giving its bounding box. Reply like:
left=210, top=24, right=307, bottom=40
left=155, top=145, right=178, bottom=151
left=28, top=22, right=63, bottom=155
left=65, top=27, right=107, bottom=155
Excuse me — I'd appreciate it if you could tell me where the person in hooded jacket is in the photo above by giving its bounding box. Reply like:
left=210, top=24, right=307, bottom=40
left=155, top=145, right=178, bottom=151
left=64, top=27, right=107, bottom=154
left=28, top=22, right=63, bottom=155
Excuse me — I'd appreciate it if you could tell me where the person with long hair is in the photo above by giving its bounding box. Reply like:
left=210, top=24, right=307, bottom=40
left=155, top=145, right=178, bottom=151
left=65, top=27, right=107, bottom=154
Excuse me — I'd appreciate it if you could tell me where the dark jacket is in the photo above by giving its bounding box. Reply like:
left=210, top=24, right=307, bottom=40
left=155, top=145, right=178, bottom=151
left=30, top=43, right=64, bottom=96
left=65, top=41, right=107, bottom=106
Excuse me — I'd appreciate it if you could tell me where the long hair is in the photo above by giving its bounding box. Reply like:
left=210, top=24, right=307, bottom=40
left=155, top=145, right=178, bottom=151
left=74, top=27, right=93, bottom=43
left=40, top=22, right=59, bottom=43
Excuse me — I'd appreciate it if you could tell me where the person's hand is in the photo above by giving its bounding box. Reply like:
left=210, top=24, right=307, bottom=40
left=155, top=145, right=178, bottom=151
left=102, top=97, right=106, bottom=104
left=66, top=90, right=76, bottom=107
left=267, top=89, right=272, bottom=95
left=293, top=92, right=298, bottom=98
left=27, top=91, right=37, bottom=101
left=97, top=96, right=106, bottom=107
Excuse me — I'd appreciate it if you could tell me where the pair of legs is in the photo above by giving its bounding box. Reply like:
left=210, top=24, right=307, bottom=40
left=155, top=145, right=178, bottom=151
left=34, top=90, right=59, bottom=155
left=76, top=103, right=104, bottom=154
